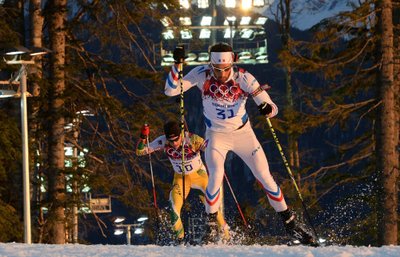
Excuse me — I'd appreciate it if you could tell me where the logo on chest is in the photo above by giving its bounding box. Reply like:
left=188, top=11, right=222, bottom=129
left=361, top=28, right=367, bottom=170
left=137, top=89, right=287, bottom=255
left=203, top=78, right=245, bottom=102
left=165, top=144, right=195, bottom=160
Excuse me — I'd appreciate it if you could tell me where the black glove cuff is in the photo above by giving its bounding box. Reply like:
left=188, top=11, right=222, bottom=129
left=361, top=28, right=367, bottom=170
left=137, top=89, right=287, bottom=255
left=258, top=102, right=272, bottom=116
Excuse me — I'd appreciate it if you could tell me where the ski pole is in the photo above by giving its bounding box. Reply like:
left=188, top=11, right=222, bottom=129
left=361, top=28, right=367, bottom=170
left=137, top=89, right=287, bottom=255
left=146, top=134, right=158, bottom=209
left=177, top=61, right=186, bottom=207
left=143, top=125, right=162, bottom=244
left=266, top=117, right=319, bottom=239
left=224, top=172, right=249, bottom=228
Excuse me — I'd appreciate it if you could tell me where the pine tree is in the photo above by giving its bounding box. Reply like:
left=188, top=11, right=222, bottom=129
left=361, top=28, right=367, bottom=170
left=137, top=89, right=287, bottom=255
left=1, top=0, right=177, bottom=244
left=283, top=0, right=399, bottom=245
left=34, top=0, right=180, bottom=243
left=44, top=0, right=67, bottom=244
left=376, top=0, right=398, bottom=245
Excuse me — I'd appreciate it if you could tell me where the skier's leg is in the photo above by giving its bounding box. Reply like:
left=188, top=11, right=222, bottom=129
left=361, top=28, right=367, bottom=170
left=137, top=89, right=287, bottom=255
left=193, top=167, right=230, bottom=241
left=203, top=130, right=230, bottom=243
left=233, top=123, right=315, bottom=244
left=233, top=123, right=287, bottom=212
left=204, top=130, right=230, bottom=214
left=169, top=173, right=191, bottom=241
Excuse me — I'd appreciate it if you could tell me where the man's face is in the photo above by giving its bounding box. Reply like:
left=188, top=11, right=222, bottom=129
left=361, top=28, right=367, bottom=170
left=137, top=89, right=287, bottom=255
left=168, top=135, right=182, bottom=149
left=211, top=63, right=232, bottom=83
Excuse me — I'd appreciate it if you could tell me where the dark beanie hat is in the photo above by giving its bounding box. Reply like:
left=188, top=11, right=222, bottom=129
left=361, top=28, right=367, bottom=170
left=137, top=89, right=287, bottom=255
left=164, top=120, right=181, bottom=140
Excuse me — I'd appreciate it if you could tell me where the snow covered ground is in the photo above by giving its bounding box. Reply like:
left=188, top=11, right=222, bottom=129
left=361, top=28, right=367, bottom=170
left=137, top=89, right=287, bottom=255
left=0, top=243, right=399, bottom=257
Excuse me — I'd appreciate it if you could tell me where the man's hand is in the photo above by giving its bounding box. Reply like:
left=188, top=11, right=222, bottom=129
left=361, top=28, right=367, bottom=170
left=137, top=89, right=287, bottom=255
left=140, top=124, right=150, bottom=139
left=258, top=102, right=272, bottom=116
left=173, top=45, right=185, bottom=64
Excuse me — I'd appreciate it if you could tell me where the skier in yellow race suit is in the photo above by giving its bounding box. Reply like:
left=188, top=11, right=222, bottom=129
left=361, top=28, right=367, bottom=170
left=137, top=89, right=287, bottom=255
left=136, top=120, right=230, bottom=243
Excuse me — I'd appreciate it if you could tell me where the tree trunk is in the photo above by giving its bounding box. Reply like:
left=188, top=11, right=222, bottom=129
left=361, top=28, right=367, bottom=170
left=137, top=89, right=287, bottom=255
left=377, top=0, right=398, bottom=246
left=279, top=0, right=301, bottom=178
left=29, top=0, right=45, bottom=243
left=46, top=0, right=67, bottom=244
left=395, top=0, right=400, bottom=179
left=29, top=0, right=44, bottom=97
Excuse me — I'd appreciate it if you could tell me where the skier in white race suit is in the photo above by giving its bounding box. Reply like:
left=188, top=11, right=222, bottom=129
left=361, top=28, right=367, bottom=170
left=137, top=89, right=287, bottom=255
left=164, top=42, right=315, bottom=245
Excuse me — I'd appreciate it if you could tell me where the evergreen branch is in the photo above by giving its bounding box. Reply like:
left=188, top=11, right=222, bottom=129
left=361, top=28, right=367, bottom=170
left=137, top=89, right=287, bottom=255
left=120, top=22, right=157, bottom=71
left=68, top=77, right=99, bottom=99
left=308, top=176, right=367, bottom=207
left=92, top=212, right=108, bottom=238
left=69, top=0, right=100, bottom=24
left=124, top=5, right=158, bottom=62
left=357, top=63, right=380, bottom=73
left=302, top=152, right=372, bottom=181
left=292, top=38, right=373, bottom=68
left=66, top=138, right=104, bottom=164
left=108, top=4, right=156, bottom=71
left=356, top=100, right=380, bottom=130
left=325, top=133, right=372, bottom=152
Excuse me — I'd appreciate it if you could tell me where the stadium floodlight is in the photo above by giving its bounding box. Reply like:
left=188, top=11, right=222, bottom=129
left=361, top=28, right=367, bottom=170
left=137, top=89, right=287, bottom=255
left=255, top=52, right=268, bottom=61
left=179, top=17, right=192, bottom=26
left=240, top=29, right=254, bottom=39
left=197, top=0, right=209, bottom=8
left=253, top=0, right=265, bottom=7
left=224, top=28, right=236, bottom=38
left=255, top=29, right=266, bottom=37
left=254, top=16, right=268, bottom=25
left=180, top=29, right=192, bottom=39
left=137, top=216, right=149, bottom=222
left=0, top=89, right=18, bottom=98
left=199, top=29, right=211, bottom=39
left=179, top=0, right=190, bottom=9
left=114, top=229, right=124, bottom=235
left=29, top=47, right=51, bottom=56
left=4, top=45, right=49, bottom=244
left=4, top=46, right=30, bottom=56
left=241, top=0, right=252, bottom=10
left=160, top=16, right=173, bottom=27
left=200, top=16, right=212, bottom=26
left=225, top=0, right=236, bottom=8
left=113, top=216, right=148, bottom=245
left=255, top=46, right=268, bottom=62
left=240, top=16, right=251, bottom=25
left=238, top=51, right=252, bottom=60
left=162, top=54, right=174, bottom=63
left=114, top=217, right=126, bottom=224
left=198, top=52, right=209, bottom=62
left=224, top=16, right=236, bottom=26
left=162, top=29, right=174, bottom=40
left=134, top=228, right=144, bottom=235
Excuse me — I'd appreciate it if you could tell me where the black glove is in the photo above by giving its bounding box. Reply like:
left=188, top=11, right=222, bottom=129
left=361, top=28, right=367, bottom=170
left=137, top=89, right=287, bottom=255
left=173, top=45, right=185, bottom=64
left=258, top=102, right=273, bottom=116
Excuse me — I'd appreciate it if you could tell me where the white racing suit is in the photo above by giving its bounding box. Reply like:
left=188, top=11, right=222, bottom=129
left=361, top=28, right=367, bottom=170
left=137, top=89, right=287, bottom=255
left=164, top=64, right=288, bottom=214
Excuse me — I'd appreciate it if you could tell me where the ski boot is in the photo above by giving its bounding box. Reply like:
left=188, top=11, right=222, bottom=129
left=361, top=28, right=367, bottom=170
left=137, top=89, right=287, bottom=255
left=202, top=212, right=219, bottom=244
left=278, top=209, right=318, bottom=246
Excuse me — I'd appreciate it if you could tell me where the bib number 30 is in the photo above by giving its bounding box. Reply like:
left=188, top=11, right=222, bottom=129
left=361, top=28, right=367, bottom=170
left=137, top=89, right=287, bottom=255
left=176, top=164, right=193, bottom=173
